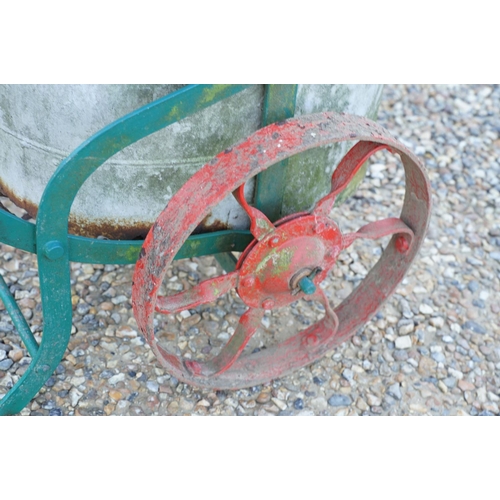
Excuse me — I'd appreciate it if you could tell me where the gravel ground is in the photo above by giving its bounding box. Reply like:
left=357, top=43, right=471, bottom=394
left=1, top=84, right=499, bottom=416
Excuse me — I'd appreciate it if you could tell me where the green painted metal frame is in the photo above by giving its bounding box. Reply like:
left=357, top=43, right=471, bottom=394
left=215, top=85, right=298, bottom=271
left=254, top=85, right=298, bottom=221
left=0, top=84, right=298, bottom=415
left=0, top=209, right=253, bottom=264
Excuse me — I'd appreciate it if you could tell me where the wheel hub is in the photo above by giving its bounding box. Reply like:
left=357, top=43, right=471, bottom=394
left=237, top=215, right=343, bottom=309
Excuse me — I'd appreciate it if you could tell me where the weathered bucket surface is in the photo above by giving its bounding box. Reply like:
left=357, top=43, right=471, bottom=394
left=0, top=84, right=383, bottom=239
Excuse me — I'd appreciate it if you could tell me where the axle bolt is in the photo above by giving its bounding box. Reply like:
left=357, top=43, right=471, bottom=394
left=298, top=276, right=316, bottom=295
left=262, top=299, right=275, bottom=309
left=395, top=235, right=410, bottom=254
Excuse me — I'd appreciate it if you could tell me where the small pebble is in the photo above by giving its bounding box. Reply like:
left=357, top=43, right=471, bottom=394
left=395, top=336, right=412, bottom=349
left=462, top=321, right=487, bottom=335
left=387, top=383, right=402, bottom=401
left=294, top=398, right=304, bottom=410
left=419, top=304, right=433, bottom=315
left=327, top=394, right=352, bottom=407
left=146, top=381, right=159, bottom=392
left=256, top=391, right=272, bottom=404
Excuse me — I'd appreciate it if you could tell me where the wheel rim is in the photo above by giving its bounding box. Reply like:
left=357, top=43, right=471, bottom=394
left=132, top=111, right=431, bottom=390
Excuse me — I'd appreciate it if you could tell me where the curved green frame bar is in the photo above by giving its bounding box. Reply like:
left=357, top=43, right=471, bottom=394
left=0, top=84, right=265, bottom=415
left=0, top=208, right=253, bottom=264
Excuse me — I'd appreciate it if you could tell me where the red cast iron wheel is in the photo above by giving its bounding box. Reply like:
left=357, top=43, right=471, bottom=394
left=132, top=112, right=431, bottom=390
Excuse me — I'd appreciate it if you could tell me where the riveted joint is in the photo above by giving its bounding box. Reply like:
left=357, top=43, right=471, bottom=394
left=395, top=235, right=410, bottom=254
left=241, top=275, right=256, bottom=288
left=43, top=240, right=65, bottom=260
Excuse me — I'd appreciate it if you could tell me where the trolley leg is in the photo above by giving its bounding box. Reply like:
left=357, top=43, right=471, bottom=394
left=0, top=330, right=70, bottom=415
left=0, top=253, right=73, bottom=415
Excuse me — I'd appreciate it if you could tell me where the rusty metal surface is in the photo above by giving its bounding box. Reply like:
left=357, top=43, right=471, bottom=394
left=131, top=111, right=431, bottom=390
left=0, top=85, right=383, bottom=239
left=0, top=84, right=260, bottom=239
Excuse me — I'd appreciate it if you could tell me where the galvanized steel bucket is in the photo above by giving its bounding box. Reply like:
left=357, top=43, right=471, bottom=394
left=0, top=84, right=383, bottom=239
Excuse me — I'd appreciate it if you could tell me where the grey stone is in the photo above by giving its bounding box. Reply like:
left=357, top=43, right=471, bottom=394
left=431, top=352, right=446, bottom=363
left=0, top=322, right=14, bottom=333
left=111, top=295, right=129, bottom=305
left=419, top=304, right=434, bottom=315
left=395, top=336, right=412, bottom=349
left=443, top=377, right=457, bottom=388
left=327, top=394, right=352, bottom=407
left=69, top=388, right=83, bottom=407
left=111, top=313, right=121, bottom=324
left=146, top=381, right=159, bottom=392
left=308, top=397, right=328, bottom=412
left=109, top=373, right=125, bottom=385
left=429, top=316, right=444, bottom=328
left=463, top=321, right=487, bottom=335
left=76, top=303, right=91, bottom=315
left=366, top=393, right=382, bottom=407
left=398, top=323, right=415, bottom=336
left=387, top=383, right=402, bottom=400
left=466, top=257, right=483, bottom=266
left=0, top=358, right=14, bottom=370
left=393, top=349, right=409, bottom=361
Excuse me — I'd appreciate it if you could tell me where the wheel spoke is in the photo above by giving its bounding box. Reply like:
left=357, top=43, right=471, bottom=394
left=313, top=141, right=388, bottom=216
left=155, top=271, right=239, bottom=315
left=233, top=184, right=275, bottom=240
left=342, top=217, right=414, bottom=250
left=185, top=307, right=264, bottom=377
left=304, top=287, right=339, bottom=331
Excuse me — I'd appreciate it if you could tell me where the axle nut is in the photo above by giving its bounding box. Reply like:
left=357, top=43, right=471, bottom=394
left=298, top=276, right=316, bottom=295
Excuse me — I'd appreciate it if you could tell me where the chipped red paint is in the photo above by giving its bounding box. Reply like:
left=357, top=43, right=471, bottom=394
left=341, top=218, right=414, bottom=250
left=155, top=272, right=238, bottom=315
left=233, top=184, right=274, bottom=240
left=131, top=111, right=431, bottom=390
